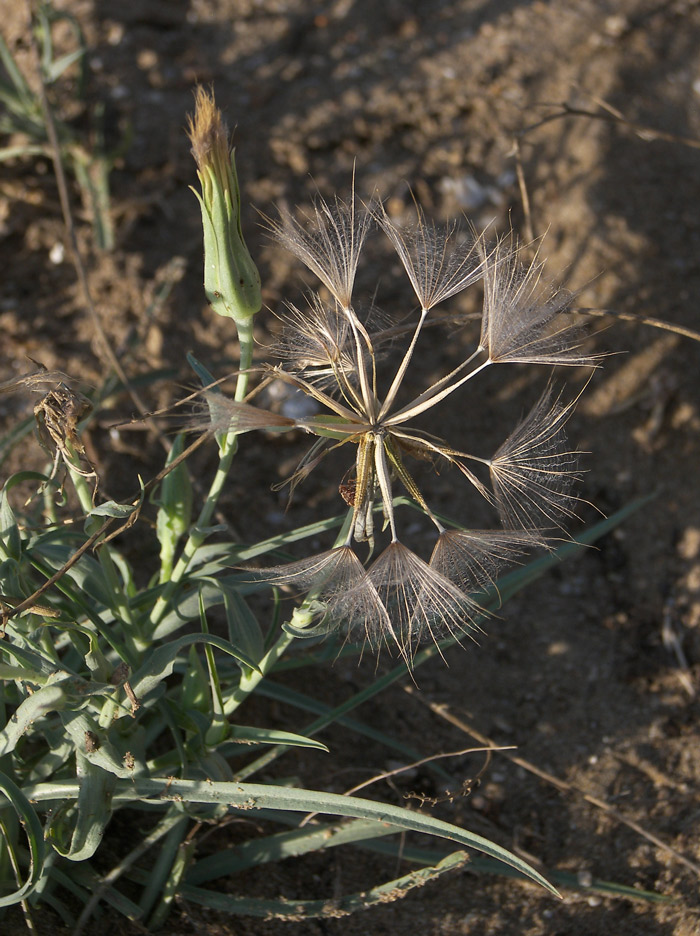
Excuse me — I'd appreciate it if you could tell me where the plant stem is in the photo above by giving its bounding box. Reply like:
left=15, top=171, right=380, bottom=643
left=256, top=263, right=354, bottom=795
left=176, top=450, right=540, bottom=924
left=224, top=510, right=352, bottom=717
left=224, top=630, right=295, bottom=715
left=148, top=320, right=254, bottom=629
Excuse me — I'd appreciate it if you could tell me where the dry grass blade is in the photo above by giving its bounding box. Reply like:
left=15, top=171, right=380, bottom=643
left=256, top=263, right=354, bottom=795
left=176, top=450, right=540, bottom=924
left=574, top=306, right=700, bottom=343
left=527, top=97, right=700, bottom=152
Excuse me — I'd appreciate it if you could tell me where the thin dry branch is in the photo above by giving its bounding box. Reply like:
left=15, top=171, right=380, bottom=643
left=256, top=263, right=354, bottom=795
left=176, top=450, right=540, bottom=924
left=299, top=744, right=515, bottom=827
left=405, top=688, right=700, bottom=880
left=574, top=307, right=700, bottom=344
left=518, top=95, right=700, bottom=152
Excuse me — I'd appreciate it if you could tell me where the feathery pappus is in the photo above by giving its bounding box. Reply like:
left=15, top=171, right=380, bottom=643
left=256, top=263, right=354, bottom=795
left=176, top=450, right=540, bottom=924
left=190, top=190, right=598, bottom=661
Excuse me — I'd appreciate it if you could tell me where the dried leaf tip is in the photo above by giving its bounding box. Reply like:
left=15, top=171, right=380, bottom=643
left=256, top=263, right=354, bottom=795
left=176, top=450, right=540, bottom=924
left=187, top=86, right=230, bottom=181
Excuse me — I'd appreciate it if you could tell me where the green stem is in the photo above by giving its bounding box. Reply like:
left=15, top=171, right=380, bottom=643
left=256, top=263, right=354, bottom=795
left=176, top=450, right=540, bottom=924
left=68, top=464, right=142, bottom=655
left=148, top=320, right=255, bottom=629
left=224, top=509, right=353, bottom=719
left=224, top=630, right=295, bottom=716
left=67, top=463, right=94, bottom=518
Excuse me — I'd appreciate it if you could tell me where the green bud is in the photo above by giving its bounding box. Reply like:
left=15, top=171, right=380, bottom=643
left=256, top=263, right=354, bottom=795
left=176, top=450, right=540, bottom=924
left=187, top=87, right=261, bottom=325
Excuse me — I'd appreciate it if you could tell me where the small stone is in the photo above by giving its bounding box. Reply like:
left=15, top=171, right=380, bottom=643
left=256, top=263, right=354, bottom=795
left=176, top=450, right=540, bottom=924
left=49, top=242, right=65, bottom=265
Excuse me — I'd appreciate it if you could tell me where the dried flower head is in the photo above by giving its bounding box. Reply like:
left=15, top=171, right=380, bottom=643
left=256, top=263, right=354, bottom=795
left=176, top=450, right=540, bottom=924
left=195, top=188, right=597, bottom=660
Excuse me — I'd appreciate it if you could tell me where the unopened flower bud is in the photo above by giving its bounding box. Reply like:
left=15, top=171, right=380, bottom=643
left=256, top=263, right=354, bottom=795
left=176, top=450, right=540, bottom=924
left=187, top=87, right=261, bottom=326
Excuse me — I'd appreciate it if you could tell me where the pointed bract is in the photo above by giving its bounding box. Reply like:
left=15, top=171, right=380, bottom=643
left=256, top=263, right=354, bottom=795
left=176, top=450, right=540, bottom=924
left=186, top=394, right=298, bottom=436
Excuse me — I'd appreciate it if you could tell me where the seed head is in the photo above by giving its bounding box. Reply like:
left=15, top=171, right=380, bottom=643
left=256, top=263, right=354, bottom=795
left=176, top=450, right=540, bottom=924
left=488, top=383, right=584, bottom=532
left=195, top=186, right=597, bottom=659
left=374, top=200, right=491, bottom=311
left=266, top=191, right=372, bottom=311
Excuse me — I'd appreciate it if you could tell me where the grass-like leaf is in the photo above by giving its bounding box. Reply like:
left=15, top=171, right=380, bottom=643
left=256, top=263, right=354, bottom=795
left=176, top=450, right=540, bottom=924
left=181, top=850, right=470, bottom=919
left=230, top=724, right=329, bottom=752
left=362, top=839, right=671, bottom=902
left=14, top=777, right=558, bottom=895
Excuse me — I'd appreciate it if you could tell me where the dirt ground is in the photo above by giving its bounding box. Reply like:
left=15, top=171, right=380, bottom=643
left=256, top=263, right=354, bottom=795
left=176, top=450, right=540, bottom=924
left=2, top=0, right=700, bottom=934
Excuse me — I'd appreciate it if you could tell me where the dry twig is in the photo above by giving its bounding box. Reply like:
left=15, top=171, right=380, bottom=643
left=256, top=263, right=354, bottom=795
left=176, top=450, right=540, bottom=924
left=405, top=688, right=700, bottom=879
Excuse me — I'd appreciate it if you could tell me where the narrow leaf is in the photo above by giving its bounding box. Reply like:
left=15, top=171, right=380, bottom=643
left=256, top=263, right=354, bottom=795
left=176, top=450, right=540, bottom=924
left=181, top=850, right=469, bottom=917
left=13, top=776, right=556, bottom=893
left=229, top=724, right=329, bottom=752
left=130, top=633, right=260, bottom=699
left=0, top=770, right=46, bottom=907
left=88, top=501, right=137, bottom=519
left=187, top=817, right=398, bottom=884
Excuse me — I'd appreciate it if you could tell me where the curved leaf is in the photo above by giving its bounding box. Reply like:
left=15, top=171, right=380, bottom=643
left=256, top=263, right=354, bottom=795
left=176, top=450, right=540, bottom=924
left=230, top=725, right=329, bottom=752
left=47, top=756, right=115, bottom=861
left=0, top=770, right=46, bottom=906
left=14, top=776, right=557, bottom=893
left=0, top=679, right=69, bottom=757
left=88, top=501, right=137, bottom=519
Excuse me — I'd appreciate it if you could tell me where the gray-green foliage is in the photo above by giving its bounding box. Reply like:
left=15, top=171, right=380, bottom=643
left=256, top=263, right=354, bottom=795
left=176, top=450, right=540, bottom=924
left=0, top=445, right=647, bottom=929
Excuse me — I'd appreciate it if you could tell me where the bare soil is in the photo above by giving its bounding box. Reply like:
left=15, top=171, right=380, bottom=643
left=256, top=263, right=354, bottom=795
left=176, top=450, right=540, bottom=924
left=2, top=1, right=700, bottom=934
